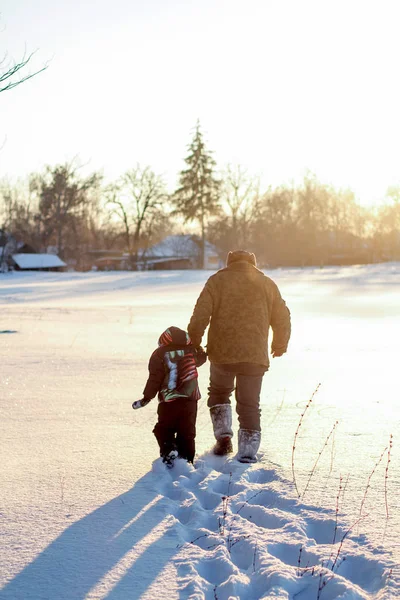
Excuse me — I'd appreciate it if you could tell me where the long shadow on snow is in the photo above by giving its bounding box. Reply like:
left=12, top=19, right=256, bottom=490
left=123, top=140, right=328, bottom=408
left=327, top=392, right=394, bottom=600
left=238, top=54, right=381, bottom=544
left=0, top=466, right=178, bottom=600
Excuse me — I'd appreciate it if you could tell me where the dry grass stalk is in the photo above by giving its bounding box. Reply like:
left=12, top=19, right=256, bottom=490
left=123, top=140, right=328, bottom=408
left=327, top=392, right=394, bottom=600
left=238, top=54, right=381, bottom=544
left=332, top=475, right=343, bottom=545
left=359, top=444, right=388, bottom=522
left=297, top=545, right=303, bottom=576
left=384, top=434, right=393, bottom=519
left=226, top=489, right=264, bottom=548
left=301, top=420, right=339, bottom=500
left=317, top=568, right=335, bottom=600
left=292, top=383, right=321, bottom=497
left=330, top=515, right=366, bottom=572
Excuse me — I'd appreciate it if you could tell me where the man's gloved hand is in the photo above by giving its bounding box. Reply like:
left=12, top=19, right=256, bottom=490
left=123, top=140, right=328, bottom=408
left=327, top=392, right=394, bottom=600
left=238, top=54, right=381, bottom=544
left=195, top=346, right=207, bottom=366
left=132, top=398, right=151, bottom=410
left=272, top=348, right=285, bottom=358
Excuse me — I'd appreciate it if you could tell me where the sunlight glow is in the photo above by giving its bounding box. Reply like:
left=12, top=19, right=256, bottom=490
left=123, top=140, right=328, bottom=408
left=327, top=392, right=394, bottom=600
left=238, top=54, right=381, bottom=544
left=0, top=0, right=399, bottom=205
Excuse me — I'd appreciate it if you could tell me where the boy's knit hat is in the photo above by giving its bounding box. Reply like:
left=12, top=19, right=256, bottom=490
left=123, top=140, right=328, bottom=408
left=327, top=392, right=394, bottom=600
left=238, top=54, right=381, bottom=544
left=158, top=326, right=191, bottom=347
left=226, top=250, right=257, bottom=267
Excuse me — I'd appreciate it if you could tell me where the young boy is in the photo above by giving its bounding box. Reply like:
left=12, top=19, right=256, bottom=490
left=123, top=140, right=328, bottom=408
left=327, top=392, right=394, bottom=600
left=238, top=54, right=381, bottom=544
left=132, top=326, right=207, bottom=468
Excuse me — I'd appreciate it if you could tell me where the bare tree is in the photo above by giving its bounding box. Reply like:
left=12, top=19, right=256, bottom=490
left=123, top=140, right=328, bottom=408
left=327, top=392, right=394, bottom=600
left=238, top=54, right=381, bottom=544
left=0, top=178, right=36, bottom=271
left=221, top=164, right=259, bottom=247
left=107, top=164, right=167, bottom=267
left=105, top=186, right=132, bottom=255
left=0, top=50, right=48, bottom=93
left=373, top=187, right=400, bottom=260
left=31, top=162, right=102, bottom=259
left=253, top=184, right=297, bottom=266
left=0, top=177, right=39, bottom=246
left=0, top=228, right=16, bottom=271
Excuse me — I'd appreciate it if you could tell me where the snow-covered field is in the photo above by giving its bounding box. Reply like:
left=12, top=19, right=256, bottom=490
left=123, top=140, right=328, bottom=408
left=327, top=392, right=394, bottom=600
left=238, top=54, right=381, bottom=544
left=0, top=264, right=399, bottom=599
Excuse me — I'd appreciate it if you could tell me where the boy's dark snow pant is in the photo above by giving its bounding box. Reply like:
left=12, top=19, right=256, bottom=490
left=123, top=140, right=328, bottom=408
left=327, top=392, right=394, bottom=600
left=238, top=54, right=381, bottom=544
left=153, top=397, right=197, bottom=463
left=207, top=362, right=266, bottom=431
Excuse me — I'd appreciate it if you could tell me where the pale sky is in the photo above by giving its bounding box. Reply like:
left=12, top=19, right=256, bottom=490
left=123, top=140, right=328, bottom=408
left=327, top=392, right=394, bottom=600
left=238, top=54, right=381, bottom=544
left=0, top=0, right=399, bottom=206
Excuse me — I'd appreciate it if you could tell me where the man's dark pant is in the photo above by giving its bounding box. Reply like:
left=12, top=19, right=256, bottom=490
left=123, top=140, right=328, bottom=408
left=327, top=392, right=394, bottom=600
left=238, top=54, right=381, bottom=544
left=207, top=363, right=266, bottom=431
left=153, top=397, right=197, bottom=463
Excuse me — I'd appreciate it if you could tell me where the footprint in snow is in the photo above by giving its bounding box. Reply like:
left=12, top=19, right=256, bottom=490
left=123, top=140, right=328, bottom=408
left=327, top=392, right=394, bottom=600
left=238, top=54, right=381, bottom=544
left=268, top=541, right=320, bottom=569
left=175, top=496, right=218, bottom=531
left=245, top=467, right=277, bottom=484
left=335, top=553, right=387, bottom=594
left=161, top=478, right=193, bottom=502
left=245, top=488, right=299, bottom=512
left=195, top=454, right=249, bottom=475
left=235, top=503, right=291, bottom=531
left=194, top=550, right=241, bottom=586
left=193, top=486, right=223, bottom=510
left=211, top=473, right=247, bottom=496
left=179, top=526, right=223, bottom=550
left=305, top=515, right=344, bottom=545
left=165, top=455, right=392, bottom=600
left=228, top=537, right=256, bottom=570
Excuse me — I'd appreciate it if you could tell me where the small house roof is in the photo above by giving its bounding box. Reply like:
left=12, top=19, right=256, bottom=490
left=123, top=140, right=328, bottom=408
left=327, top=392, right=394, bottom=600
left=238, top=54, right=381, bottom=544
left=145, top=235, right=219, bottom=259
left=12, top=254, right=66, bottom=269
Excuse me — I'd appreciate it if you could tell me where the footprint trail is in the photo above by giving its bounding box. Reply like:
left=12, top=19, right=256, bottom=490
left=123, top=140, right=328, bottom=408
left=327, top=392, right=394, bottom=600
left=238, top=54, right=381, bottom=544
left=151, top=453, right=395, bottom=599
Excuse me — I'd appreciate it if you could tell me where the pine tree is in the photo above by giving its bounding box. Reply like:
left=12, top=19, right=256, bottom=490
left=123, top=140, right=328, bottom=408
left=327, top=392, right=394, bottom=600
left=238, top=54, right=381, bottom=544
left=173, top=122, right=221, bottom=268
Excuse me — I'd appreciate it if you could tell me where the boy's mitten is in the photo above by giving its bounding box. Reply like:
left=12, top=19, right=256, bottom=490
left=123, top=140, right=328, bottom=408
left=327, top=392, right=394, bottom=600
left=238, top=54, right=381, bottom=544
left=132, top=398, right=151, bottom=410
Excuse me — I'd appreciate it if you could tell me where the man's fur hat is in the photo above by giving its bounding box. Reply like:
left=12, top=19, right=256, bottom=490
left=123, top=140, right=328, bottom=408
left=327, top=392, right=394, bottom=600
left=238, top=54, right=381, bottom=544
left=226, top=249, right=257, bottom=267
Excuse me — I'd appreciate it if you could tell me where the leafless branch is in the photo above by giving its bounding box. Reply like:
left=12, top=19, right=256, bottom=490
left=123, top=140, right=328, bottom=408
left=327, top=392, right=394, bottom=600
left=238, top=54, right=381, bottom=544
left=0, top=50, right=48, bottom=93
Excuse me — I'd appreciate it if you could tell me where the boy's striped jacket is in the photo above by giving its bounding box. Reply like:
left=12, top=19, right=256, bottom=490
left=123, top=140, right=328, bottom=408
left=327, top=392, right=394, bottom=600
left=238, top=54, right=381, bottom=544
left=143, top=326, right=206, bottom=403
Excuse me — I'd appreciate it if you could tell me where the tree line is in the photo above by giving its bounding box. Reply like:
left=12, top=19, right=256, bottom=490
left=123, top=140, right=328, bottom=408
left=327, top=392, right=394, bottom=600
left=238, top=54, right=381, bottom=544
left=1, top=122, right=400, bottom=270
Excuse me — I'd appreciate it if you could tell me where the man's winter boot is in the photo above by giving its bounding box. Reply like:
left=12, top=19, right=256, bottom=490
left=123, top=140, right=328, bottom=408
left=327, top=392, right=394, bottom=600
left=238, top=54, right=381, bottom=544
left=213, top=436, right=233, bottom=456
left=237, top=429, right=261, bottom=463
left=210, top=404, right=233, bottom=456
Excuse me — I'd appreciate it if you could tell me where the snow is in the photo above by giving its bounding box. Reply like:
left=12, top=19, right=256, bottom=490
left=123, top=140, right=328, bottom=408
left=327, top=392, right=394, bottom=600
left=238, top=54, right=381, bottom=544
left=11, top=253, right=66, bottom=269
left=0, top=264, right=399, bottom=599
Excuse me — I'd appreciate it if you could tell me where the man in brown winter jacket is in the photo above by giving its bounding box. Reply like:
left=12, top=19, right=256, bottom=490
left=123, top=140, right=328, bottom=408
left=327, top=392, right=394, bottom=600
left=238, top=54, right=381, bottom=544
left=188, top=249, right=291, bottom=463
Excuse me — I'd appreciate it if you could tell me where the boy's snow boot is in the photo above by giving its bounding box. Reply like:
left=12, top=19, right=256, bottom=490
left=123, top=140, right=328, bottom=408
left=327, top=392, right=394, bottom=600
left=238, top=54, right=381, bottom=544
left=162, top=449, right=178, bottom=469
left=237, top=429, right=261, bottom=463
left=210, top=404, right=233, bottom=456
